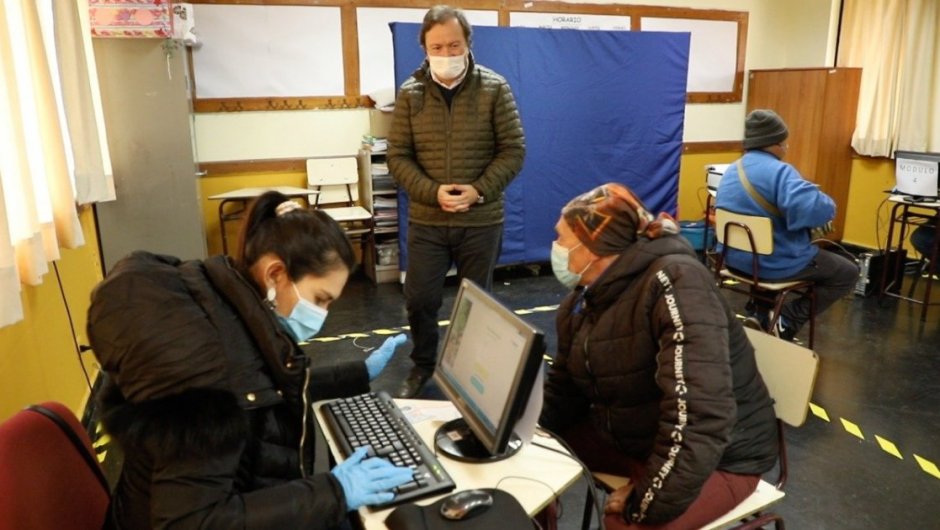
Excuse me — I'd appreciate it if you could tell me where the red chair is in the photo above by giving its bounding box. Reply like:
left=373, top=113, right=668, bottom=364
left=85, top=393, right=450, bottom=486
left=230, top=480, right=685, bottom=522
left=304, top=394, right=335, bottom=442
left=0, top=402, right=112, bottom=529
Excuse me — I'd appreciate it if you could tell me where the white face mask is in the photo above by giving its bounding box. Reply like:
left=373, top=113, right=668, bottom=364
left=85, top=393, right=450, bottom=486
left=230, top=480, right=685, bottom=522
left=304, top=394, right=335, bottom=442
left=428, top=52, right=467, bottom=81
left=551, top=241, right=593, bottom=289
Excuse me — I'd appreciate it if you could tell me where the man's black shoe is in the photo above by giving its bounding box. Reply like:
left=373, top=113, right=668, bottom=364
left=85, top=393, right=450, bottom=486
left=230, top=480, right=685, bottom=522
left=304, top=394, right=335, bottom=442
left=396, top=367, right=433, bottom=399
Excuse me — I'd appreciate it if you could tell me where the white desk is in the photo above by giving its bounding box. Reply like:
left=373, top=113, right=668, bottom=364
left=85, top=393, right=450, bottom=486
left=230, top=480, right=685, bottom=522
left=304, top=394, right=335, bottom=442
left=314, top=399, right=583, bottom=530
left=208, top=186, right=316, bottom=254
left=880, top=194, right=940, bottom=321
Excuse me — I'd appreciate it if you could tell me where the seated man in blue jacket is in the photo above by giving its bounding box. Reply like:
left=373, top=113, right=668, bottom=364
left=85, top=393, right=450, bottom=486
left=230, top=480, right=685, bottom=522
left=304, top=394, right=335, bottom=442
left=715, top=109, right=859, bottom=340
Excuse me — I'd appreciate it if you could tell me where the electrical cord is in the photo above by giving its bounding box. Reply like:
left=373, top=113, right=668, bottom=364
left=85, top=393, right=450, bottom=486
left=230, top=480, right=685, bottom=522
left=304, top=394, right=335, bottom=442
left=533, top=428, right=606, bottom=530
left=299, top=366, right=312, bottom=478
left=811, top=238, right=859, bottom=263
left=351, top=336, right=375, bottom=353
left=493, top=475, right=560, bottom=529
left=52, top=262, right=92, bottom=392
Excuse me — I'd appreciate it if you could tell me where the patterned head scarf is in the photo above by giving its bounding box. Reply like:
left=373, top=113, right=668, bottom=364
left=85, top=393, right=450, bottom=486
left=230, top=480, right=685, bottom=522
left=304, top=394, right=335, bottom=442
left=561, top=182, right=680, bottom=256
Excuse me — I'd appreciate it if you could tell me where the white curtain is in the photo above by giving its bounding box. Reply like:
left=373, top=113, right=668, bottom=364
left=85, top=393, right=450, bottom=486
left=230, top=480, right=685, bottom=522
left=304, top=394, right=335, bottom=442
left=838, top=0, right=940, bottom=156
left=0, top=0, right=114, bottom=328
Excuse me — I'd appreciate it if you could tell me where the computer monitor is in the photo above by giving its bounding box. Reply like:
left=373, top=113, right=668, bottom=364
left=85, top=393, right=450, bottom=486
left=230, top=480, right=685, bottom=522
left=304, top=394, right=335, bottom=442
left=706, top=163, right=730, bottom=191
left=432, top=279, right=546, bottom=463
left=894, top=150, right=940, bottom=199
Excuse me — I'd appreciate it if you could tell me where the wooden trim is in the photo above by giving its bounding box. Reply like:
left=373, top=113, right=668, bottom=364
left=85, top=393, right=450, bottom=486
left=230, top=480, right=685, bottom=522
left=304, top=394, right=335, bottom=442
left=200, top=143, right=742, bottom=173
left=341, top=3, right=360, bottom=98
left=192, top=96, right=371, bottom=112
left=683, top=141, right=742, bottom=154
left=188, top=0, right=748, bottom=111
left=198, top=158, right=307, bottom=175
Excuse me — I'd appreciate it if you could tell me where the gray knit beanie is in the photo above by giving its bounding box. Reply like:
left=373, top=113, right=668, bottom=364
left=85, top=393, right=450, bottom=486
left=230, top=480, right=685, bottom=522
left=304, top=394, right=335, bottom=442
left=743, top=109, right=789, bottom=150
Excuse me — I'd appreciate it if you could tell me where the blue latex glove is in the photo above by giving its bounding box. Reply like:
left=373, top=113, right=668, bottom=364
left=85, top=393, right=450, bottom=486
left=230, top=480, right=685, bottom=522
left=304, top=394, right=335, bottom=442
left=331, top=446, right=413, bottom=511
left=364, top=333, right=407, bottom=381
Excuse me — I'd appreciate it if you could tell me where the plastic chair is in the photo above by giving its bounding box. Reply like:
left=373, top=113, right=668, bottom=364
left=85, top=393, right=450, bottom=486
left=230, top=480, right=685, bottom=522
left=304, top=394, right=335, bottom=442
left=701, top=328, right=819, bottom=529
left=581, top=328, right=819, bottom=530
left=713, top=208, right=817, bottom=348
left=0, top=402, right=112, bottom=529
left=306, top=156, right=374, bottom=233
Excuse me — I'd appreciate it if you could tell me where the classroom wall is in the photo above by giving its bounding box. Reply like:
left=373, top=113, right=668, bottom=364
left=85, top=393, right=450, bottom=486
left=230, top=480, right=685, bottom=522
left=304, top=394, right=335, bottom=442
left=0, top=207, right=104, bottom=421
left=3, top=0, right=893, bottom=421
left=843, top=157, right=895, bottom=249
left=192, top=0, right=842, bottom=151
left=194, top=0, right=848, bottom=254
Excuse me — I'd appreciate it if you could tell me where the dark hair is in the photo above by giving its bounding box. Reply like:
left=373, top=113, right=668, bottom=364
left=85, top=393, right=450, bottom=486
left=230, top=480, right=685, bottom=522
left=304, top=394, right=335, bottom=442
left=420, top=5, right=472, bottom=48
left=235, top=191, right=355, bottom=282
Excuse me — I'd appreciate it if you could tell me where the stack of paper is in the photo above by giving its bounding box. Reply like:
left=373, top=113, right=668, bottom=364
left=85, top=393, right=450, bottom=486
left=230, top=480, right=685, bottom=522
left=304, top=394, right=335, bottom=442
left=372, top=162, right=389, bottom=176
left=362, top=135, right=388, bottom=154
left=373, top=196, right=398, bottom=227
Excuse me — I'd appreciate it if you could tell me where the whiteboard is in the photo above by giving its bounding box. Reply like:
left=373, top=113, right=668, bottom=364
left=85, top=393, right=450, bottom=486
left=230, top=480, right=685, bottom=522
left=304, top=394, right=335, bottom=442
left=192, top=4, right=344, bottom=99
left=357, top=8, right=498, bottom=98
left=641, top=17, right=738, bottom=93
left=509, top=12, right=631, bottom=31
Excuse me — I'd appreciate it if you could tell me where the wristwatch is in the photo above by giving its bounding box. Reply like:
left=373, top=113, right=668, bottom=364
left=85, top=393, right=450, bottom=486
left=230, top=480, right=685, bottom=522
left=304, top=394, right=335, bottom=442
left=475, top=191, right=485, bottom=204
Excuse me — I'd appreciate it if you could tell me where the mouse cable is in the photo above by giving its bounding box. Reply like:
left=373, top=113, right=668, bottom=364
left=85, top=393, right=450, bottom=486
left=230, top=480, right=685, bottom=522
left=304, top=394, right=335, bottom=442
left=532, top=429, right=606, bottom=530
left=350, top=336, right=375, bottom=353
left=493, top=475, right=560, bottom=525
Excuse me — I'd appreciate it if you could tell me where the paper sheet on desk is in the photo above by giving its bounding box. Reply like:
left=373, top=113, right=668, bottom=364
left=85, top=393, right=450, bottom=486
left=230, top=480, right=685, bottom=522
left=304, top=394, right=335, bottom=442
left=399, top=401, right=460, bottom=425
left=396, top=369, right=543, bottom=442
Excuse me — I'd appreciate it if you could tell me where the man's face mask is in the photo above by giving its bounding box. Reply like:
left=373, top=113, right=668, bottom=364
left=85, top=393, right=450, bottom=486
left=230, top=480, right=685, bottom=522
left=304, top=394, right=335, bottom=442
left=428, top=51, right=467, bottom=80
left=271, top=284, right=328, bottom=343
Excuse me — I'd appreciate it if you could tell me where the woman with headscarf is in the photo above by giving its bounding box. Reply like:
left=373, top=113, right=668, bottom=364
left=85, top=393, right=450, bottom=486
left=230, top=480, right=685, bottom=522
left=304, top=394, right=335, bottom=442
left=539, top=183, right=779, bottom=530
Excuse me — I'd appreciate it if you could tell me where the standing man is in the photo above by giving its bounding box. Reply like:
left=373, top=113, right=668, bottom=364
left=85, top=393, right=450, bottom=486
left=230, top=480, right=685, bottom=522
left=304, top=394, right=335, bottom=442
left=388, top=5, right=525, bottom=398
left=715, top=109, right=858, bottom=341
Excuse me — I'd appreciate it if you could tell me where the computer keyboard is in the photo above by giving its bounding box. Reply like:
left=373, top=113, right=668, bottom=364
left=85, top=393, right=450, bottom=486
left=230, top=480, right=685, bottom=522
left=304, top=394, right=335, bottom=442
left=321, top=391, right=456, bottom=509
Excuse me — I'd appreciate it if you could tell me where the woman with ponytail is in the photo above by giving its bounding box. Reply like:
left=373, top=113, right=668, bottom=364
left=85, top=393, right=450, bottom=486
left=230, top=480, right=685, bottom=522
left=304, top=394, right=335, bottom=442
left=88, top=191, right=411, bottom=529
left=538, top=183, right=779, bottom=530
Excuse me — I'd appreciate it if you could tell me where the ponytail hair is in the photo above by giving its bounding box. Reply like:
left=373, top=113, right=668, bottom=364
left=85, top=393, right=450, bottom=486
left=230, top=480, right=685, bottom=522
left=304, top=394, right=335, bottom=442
left=235, top=191, right=355, bottom=280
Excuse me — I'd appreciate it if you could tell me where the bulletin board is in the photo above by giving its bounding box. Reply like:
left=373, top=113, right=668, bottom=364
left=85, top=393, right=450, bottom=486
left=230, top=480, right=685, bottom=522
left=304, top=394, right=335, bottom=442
left=186, top=0, right=747, bottom=112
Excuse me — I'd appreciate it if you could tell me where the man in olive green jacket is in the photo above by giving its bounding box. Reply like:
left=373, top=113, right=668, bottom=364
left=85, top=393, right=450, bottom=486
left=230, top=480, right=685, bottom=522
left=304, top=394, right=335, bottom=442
left=388, top=5, right=525, bottom=398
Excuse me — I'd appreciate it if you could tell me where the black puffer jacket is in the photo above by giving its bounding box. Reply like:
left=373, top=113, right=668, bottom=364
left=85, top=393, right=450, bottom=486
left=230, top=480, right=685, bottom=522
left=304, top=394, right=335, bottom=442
left=540, top=237, right=778, bottom=525
left=87, top=252, right=370, bottom=530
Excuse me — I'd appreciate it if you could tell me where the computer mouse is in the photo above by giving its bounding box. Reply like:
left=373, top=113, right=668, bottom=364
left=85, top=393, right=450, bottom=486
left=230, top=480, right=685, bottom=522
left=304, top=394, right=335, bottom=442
left=439, top=489, right=494, bottom=521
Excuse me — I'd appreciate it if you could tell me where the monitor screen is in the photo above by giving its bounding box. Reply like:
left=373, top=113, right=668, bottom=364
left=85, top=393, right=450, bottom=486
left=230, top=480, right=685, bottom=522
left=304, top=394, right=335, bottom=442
left=895, top=150, right=940, bottom=199
left=432, top=279, right=545, bottom=462
left=705, top=163, right=730, bottom=191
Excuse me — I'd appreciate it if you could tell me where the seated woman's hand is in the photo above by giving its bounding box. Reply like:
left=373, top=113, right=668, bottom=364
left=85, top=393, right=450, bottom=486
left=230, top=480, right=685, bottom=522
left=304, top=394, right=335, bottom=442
left=604, top=483, right=635, bottom=516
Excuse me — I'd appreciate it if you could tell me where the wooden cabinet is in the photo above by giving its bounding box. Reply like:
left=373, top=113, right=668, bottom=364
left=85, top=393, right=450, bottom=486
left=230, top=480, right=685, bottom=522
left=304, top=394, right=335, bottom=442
left=746, top=68, right=861, bottom=241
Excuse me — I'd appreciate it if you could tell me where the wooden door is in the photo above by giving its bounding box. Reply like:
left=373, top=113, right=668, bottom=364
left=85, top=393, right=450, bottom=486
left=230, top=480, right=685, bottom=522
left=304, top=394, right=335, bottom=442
left=747, top=68, right=861, bottom=241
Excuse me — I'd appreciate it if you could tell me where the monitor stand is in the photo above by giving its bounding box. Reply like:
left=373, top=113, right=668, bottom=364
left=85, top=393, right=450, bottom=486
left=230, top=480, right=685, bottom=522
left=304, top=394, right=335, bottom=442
left=434, top=418, right=522, bottom=463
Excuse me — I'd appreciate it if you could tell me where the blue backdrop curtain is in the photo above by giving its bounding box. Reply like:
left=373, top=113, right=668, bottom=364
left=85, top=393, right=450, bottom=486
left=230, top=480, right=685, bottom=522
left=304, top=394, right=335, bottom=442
left=391, top=24, right=689, bottom=268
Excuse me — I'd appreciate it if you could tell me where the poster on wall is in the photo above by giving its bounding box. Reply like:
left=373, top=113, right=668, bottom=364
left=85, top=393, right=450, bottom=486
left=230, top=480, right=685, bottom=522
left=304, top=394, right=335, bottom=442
left=509, top=12, right=631, bottom=31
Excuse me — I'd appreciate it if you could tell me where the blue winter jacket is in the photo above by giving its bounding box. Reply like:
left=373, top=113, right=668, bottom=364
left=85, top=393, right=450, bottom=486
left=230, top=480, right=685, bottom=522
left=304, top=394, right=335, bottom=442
left=714, top=150, right=835, bottom=279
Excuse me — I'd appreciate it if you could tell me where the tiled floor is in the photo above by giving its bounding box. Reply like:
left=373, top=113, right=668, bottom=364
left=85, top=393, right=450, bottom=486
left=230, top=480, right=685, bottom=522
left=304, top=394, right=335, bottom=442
left=314, top=262, right=940, bottom=529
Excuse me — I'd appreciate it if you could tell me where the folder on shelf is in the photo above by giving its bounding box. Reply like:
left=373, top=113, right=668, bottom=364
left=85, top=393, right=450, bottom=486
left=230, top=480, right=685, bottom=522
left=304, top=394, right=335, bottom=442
left=373, top=175, right=396, bottom=192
